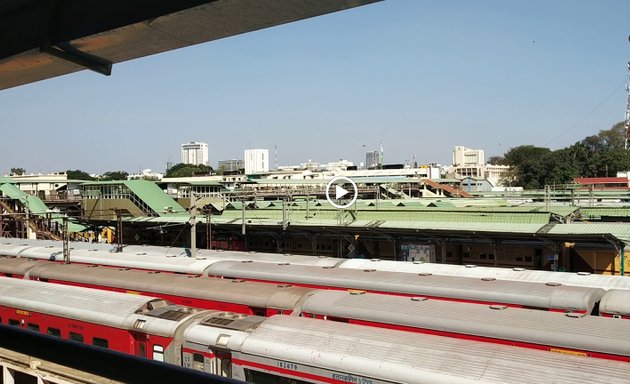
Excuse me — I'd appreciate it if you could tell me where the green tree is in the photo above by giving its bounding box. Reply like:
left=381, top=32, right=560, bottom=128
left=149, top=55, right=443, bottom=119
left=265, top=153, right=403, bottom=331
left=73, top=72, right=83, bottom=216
left=66, top=169, right=94, bottom=180
left=165, top=163, right=213, bottom=178
left=503, top=145, right=552, bottom=189
left=487, top=156, right=506, bottom=165
left=10, top=167, right=25, bottom=176
left=100, top=171, right=129, bottom=181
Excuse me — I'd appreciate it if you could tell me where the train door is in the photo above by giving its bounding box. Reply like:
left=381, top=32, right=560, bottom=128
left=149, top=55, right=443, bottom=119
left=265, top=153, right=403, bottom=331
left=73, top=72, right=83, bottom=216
left=215, top=350, right=232, bottom=377
left=132, top=333, right=147, bottom=358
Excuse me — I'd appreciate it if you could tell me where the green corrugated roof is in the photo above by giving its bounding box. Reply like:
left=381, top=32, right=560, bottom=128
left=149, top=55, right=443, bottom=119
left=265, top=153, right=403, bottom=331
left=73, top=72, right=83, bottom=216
left=0, top=183, right=49, bottom=214
left=0, top=183, right=85, bottom=232
left=123, top=180, right=186, bottom=216
left=546, top=223, right=630, bottom=244
left=82, top=180, right=186, bottom=216
left=580, top=207, right=630, bottom=220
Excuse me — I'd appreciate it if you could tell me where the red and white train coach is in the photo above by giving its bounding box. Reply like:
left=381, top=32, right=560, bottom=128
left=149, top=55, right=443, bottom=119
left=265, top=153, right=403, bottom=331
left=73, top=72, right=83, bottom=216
left=1, top=258, right=630, bottom=363
left=2, top=277, right=630, bottom=384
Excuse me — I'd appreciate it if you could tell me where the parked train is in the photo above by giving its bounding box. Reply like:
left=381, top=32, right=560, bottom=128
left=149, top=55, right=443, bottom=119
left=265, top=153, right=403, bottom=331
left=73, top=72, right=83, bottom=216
left=1, top=277, right=630, bottom=384
left=0, top=239, right=615, bottom=314
left=3, top=238, right=630, bottom=291
left=2, top=257, right=630, bottom=361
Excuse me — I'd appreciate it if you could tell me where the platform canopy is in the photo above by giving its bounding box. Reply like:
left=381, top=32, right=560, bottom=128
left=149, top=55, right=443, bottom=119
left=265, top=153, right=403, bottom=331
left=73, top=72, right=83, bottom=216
left=0, top=0, right=380, bottom=90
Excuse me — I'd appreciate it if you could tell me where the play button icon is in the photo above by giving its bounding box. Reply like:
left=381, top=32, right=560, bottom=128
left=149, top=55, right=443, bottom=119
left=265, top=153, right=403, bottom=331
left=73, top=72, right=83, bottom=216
left=326, top=176, right=358, bottom=209
left=336, top=185, right=349, bottom=200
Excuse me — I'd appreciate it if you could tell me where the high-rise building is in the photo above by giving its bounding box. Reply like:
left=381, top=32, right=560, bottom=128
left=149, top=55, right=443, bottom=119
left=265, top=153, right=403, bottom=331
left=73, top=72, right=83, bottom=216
left=365, top=151, right=380, bottom=169
left=452, top=146, right=484, bottom=166
left=181, top=142, right=209, bottom=166
left=218, top=159, right=245, bottom=173
left=244, top=149, right=269, bottom=175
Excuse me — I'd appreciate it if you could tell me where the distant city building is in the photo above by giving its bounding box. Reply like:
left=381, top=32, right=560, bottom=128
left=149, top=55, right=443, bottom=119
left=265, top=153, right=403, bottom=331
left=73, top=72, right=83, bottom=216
left=127, top=169, right=163, bottom=181
left=324, top=160, right=354, bottom=172
left=218, top=159, right=244, bottom=173
left=244, top=149, right=269, bottom=175
left=365, top=151, right=380, bottom=169
left=449, top=146, right=509, bottom=187
left=453, top=146, right=484, bottom=166
left=181, top=142, right=209, bottom=166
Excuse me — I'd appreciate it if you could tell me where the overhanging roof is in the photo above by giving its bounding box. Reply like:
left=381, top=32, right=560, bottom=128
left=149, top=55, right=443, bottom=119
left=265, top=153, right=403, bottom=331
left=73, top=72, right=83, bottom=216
left=0, top=0, right=380, bottom=90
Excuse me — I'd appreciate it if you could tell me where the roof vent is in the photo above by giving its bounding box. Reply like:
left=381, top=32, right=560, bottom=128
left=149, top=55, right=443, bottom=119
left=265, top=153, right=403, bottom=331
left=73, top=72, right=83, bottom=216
left=481, top=277, right=496, bottom=282
left=277, top=284, right=292, bottom=288
left=278, top=263, right=290, bottom=266
left=231, top=279, right=245, bottom=283
left=512, top=267, right=525, bottom=271
left=577, top=272, right=591, bottom=276
left=490, top=305, right=508, bottom=310
left=565, top=312, right=586, bottom=318
left=412, top=260, right=424, bottom=264
left=465, top=264, right=477, bottom=268
left=349, top=290, right=366, bottom=295
left=370, top=258, right=381, bottom=262
left=323, top=266, right=334, bottom=269
left=545, top=282, right=562, bottom=287
left=242, top=260, right=253, bottom=263
left=418, top=273, right=432, bottom=277
left=411, top=296, right=428, bottom=302
left=363, top=269, right=376, bottom=272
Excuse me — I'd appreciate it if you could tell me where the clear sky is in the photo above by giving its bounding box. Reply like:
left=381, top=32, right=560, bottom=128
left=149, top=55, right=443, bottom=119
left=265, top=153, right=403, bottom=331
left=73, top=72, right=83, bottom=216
left=1, top=0, right=629, bottom=175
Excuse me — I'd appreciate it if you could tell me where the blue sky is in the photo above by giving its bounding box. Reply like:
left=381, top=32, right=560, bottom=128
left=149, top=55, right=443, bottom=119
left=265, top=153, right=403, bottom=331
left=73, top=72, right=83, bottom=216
left=1, top=0, right=629, bottom=174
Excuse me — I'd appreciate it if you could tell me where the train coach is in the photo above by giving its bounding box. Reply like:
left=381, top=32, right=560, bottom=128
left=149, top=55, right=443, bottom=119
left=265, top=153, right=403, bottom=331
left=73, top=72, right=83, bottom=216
left=338, top=258, right=630, bottom=290
left=4, top=238, right=630, bottom=316
left=1, top=277, right=630, bottom=384
left=0, top=252, right=605, bottom=314
left=5, top=237, right=630, bottom=292
left=1, top=258, right=630, bottom=362
left=0, top=238, right=340, bottom=269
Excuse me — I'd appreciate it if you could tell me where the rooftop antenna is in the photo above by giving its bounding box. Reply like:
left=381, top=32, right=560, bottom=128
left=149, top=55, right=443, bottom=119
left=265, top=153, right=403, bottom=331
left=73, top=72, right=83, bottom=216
left=275, top=144, right=278, bottom=170
left=379, top=142, right=384, bottom=169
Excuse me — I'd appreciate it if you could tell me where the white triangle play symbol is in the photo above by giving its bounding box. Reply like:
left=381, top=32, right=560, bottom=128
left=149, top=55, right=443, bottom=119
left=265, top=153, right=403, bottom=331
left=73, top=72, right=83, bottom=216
left=335, top=185, right=349, bottom=199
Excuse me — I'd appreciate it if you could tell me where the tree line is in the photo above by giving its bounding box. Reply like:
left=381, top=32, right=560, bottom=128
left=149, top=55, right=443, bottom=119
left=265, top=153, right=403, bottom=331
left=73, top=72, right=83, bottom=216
left=489, top=121, right=630, bottom=189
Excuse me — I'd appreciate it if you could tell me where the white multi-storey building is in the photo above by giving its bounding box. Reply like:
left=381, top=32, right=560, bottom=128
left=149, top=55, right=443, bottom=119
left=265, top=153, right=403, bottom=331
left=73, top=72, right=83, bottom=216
left=244, top=149, right=269, bottom=175
left=450, top=146, right=509, bottom=187
left=453, top=145, right=485, bottom=166
left=181, top=142, right=209, bottom=166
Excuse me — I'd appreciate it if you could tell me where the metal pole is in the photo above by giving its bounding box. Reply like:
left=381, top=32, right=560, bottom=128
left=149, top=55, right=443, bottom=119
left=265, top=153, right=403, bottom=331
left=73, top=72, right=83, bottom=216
left=206, top=208, right=212, bottom=250
left=114, top=209, right=123, bottom=252
left=241, top=200, right=246, bottom=235
left=190, top=193, right=197, bottom=258
left=621, top=243, right=625, bottom=276
left=62, top=217, right=69, bottom=264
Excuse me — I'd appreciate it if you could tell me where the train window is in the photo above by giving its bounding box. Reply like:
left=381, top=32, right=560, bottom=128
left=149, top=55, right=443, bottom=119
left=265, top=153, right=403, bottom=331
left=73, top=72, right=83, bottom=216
left=193, top=353, right=205, bottom=371
left=479, top=253, right=487, bottom=260
left=153, top=345, right=164, bottom=362
left=245, top=369, right=310, bottom=384
left=8, top=319, right=20, bottom=327
left=69, top=332, right=84, bottom=343
left=525, top=256, right=533, bottom=262
left=488, top=254, right=495, bottom=260
left=27, top=323, right=40, bottom=332
left=47, top=328, right=61, bottom=337
left=92, top=337, right=109, bottom=349
left=516, top=257, right=523, bottom=262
